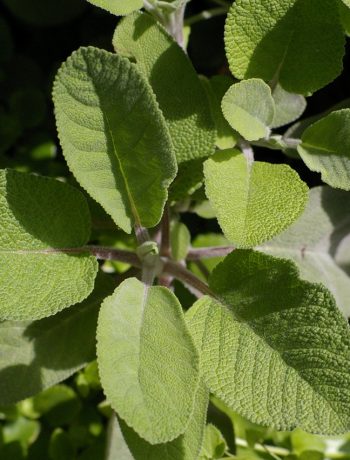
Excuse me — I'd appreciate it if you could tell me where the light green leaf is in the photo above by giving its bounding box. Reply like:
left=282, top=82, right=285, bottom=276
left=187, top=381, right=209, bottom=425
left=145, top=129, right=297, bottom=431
left=261, top=186, right=350, bottom=317
left=298, top=109, right=350, bottom=190
left=339, top=1, right=350, bottom=36
left=119, top=382, right=209, bottom=459
left=106, top=416, right=134, bottom=460
left=86, top=0, right=142, bottom=15
left=204, top=150, right=308, bottom=248
left=0, top=169, right=98, bottom=320
left=53, top=46, right=176, bottom=233
left=191, top=200, right=216, bottom=220
left=341, top=0, right=350, bottom=8
left=201, top=75, right=237, bottom=149
left=114, top=12, right=216, bottom=163
left=225, top=0, right=345, bottom=94
left=187, top=250, right=350, bottom=435
left=96, top=277, right=200, bottom=444
left=170, top=222, right=191, bottom=261
left=271, top=84, right=306, bottom=128
left=199, top=424, right=228, bottom=459
left=0, top=272, right=114, bottom=405
left=221, top=79, right=275, bottom=141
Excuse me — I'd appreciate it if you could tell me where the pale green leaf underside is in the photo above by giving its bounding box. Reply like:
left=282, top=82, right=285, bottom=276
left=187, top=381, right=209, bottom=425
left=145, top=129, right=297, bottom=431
left=0, top=272, right=113, bottom=405
left=225, top=0, right=345, bottom=95
left=221, top=79, right=275, bottom=141
left=86, top=0, right=143, bottom=15
left=261, top=186, right=350, bottom=317
left=187, top=250, right=350, bottom=435
left=204, top=150, right=308, bottom=248
left=342, top=0, right=350, bottom=8
left=96, top=278, right=200, bottom=444
left=298, top=109, right=350, bottom=190
left=170, top=221, right=191, bottom=261
left=0, top=169, right=97, bottom=320
left=271, top=84, right=306, bottom=128
left=120, top=382, right=209, bottom=460
left=114, top=12, right=216, bottom=163
left=53, top=46, right=176, bottom=233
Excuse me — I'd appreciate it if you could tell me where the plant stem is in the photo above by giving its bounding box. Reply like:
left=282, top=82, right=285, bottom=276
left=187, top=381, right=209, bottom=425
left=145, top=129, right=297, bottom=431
left=85, top=246, right=141, bottom=267
left=160, top=205, right=171, bottom=257
left=187, top=246, right=234, bottom=260
left=238, top=139, right=254, bottom=166
left=185, top=6, right=229, bottom=26
left=163, top=259, right=215, bottom=297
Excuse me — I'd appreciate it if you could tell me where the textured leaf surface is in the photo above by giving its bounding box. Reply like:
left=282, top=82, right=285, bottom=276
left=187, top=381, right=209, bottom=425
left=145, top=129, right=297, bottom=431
left=0, top=169, right=97, bottom=320
left=0, top=272, right=113, bottom=405
left=225, top=0, right=345, bottom=94
left=271, top=84, right=306, bottom=128
left=204, top=150, right=308, bottom=247
left=53, top=46, right=176, bottom=233
left=114, top=12, right=215, bottom=163
left=201, top=75, right=237, bottom=150
left=261, top=186, right=350, bottom=317
left=170, top=222, right=191, bottom=261
left=96, top=278, right=200, bottom=444
left=298, top=110, right=350, bottom=190
left=86, top=0, right=142, bottom=15
left=120, top=382, right=209, bottom=460
left=221, top=79, right=275, bottom=141
left=187, top=250, right=350, bottom=435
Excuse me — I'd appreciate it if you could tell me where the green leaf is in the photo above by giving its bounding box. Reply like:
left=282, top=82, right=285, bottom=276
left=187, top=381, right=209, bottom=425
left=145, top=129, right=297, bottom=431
left=199, top=424, right=227, bottom=459
left=225, top=0, right=345, bottom=95
left=168, top=159, right=204, bottom=204
left=86, top=0, right=142, bottom=15
left=201, top=76, right=237, bottom=150
left=187, top=250, right=350, bottom=435
left=298, top=109, right=350, bottom=190
left=119, top=382, right=209, bottom=459
left=204, top=150, right=308, bottom=248
left=271, top=84, right=306, bottom=128
left=0, top=272, right=114, bottom=405
left=0, top=169, right=97, bottom=320
left=339, top=1, right=350, bottom=36
left=105, top=416, right=134, bottom=460
left=221, top=79, right=275, bottom=141
left=260, top=186, right=350, bottom=317
left=114, top=12, right=216, bottom=163
left=53, top=46, right=176, bottom=233
left=170, top=222, right=191, bottom=261
left=96, top=278, right=200, bottom=444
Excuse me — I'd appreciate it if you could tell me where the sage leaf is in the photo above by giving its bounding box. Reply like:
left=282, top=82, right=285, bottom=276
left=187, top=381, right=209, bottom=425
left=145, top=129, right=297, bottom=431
left=96, top=278, right=200, bottom=444
left=119, top=382, right=209, bottom=460
left=261, top=186, right=350, bottom=317
left=187, top=250, right=350, bottom=435
left=86, top=0, right=142, bottom=15
left=204, top=150, right=308, bottom=248
left=114, top=12, right=216, bottom=163
left=221, top=79, right=275, bottom=141
left=298, top=109, right=350, bottom=190
left=0, top=272, right=113, bottom=405
left=271, top=84, right=306, bottom=129
left=53, top=46, right=176, bottom=233
left=0, top=169, right=97, bottom=320
left=225, top=0, right=345, bottom=94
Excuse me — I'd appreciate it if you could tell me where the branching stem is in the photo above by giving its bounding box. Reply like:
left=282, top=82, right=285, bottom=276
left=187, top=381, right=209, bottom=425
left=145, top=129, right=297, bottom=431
left=187, top=245, right=234, bottom=260
left=185, top=6, right=229, bottom=26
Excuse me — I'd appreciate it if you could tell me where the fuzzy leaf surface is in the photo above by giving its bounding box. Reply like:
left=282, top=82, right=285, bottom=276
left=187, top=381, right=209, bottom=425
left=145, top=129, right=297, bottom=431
left=204, top=150, right=308, bottom=248
left=96, top=278, right=200, bottom=444
left=271, top=84, right=306, bottom=128
left=0, top=272, right=113, bottom=405
left=187, top=250, right=350, bottom=435
left=201, top=75, right=237, bottom=150
left=298, top=109, right=350, bottom=190
left=119, top=382, right=209, bottom=459
left=114, top=12, right=215, bottom=163
left=86, top=0, right=142, bottom=15
left=261, top=186, right=350, bottom=317
left=53, top=46, right=176, bottom=233
left=0, top=169, right=97, bottom=320
left=221, top=79, right=275, bottom=141
left=225, top=0, right=345, bottom=94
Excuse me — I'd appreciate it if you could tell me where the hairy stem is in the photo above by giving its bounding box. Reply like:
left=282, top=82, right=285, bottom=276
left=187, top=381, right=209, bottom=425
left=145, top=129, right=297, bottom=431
left=187, top=245, right=234, bottom=260
left=185, top=6, right=229, bottom=26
